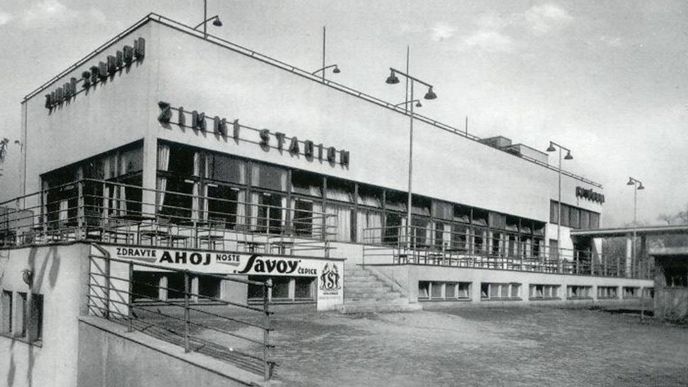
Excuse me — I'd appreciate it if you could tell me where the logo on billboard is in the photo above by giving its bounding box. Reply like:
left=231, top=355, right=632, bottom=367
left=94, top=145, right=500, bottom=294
left=236, top=255, right=301, bottom=274
left=319, top=263, right=341, bottom=292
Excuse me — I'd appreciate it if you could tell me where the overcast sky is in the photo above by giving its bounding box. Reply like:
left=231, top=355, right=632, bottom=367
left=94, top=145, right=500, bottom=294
left=0, top=0, right=686, bottom=227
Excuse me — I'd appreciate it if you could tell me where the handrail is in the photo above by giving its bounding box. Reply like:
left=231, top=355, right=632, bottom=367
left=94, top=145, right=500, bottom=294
left=88, top=244, right=275, bottom=380
left=21, top=12, right=602, bottom=188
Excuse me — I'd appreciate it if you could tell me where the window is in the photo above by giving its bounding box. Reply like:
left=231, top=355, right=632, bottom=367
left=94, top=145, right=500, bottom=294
left=567, top=285, right=592, bottom=299
left=295, top=278, right=314, bottom=299
left=251, top=163, right=287, bottom=192
left=418, top=282, right=471, bottom=301
left=291, top=170, right=322, bottom=198
left=623, top=287, right=639, bottom=299
left=293, top=199, right=315, bottom=237
left=480, top=283, right=521, bottom=300
left=208, top=154, right=246, bottom=184
left=248, top=276, right=316, bottom=303
left=664, top=265, right=688, bottom=288
left=198, top=277, right=221, bottom=300
left=1, top=290, right=12, bottom=334
left=206, top=185, right=241, bottom=228
left=252, top=192, right=285, bottom=234
left=29, top=294, right=43, bottom=342
left=597, top=286, right=618, bottom=299
left=132, top=272, right=163, bottom=301
left=529, top=284, right=560, bottom=300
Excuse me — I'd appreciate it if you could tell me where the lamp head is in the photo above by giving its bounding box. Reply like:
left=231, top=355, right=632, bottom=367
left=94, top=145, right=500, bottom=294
left=332, top=65, right=341, bottom=74
left=637, top=183, right=645, bottom=190
left=415, top=101, right=422, bottom=108
left=546, top=142, right=556, bottom=152
left=385, top=71, right=400, bottom=84
left=212, top=16, right=223, bottom=27
left=424, top=87, right=437, bottom=100
left=627, top=177, right=634, bottom=186
left=564, top=150, right=573, bottom=160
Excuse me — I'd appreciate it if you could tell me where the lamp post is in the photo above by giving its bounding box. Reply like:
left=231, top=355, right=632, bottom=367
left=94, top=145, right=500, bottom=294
left=311, top=26, right=342, bottom=81
left=546, top=141, right=573, bottom=273
left=626, top=177, right=644, bottom=277
left=194, top=0, right=223, bottom=38
left=385, top=67, right=437, bottom=249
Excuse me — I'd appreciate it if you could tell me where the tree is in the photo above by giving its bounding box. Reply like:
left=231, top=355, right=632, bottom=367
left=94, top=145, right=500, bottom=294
left=0, top=137, right=8, bottom=163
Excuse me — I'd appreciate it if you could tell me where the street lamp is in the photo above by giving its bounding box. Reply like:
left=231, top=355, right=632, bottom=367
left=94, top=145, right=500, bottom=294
left=193, top=0, right=223, bottom=38
left=546, top=141, right=573, bottom=272
left=311, top=64, right=341, bottom=77
left=384, top=67, right=438, bottom=249
left=627, top=177, right=644, bottom=277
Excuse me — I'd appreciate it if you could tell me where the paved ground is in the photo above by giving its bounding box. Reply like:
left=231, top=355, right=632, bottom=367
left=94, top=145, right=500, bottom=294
left=152, top=305, right=688, bottom=386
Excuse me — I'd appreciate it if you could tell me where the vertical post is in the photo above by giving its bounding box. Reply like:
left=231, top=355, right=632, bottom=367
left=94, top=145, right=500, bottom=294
left=406, top=81, right=414, bottom=251
left=263, top=279, right=272, bottom=382
left=77, top=180, right=84, bottom=239
left=557, top=147, right=562, bottom=273
left=128, top=261, right=134, bottom=332
left=203, top=0, right=208, bottom=38
left=184, top=270, right=190, bottom=353
left=104, top=255, right=111, bottom=320
left=321, top=26, right=326, bottom=81
left=632, top=186, right=637, bottom=278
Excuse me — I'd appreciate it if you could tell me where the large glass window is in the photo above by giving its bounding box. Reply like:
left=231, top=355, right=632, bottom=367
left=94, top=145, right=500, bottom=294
left=206, top=184, right=242, bottom=228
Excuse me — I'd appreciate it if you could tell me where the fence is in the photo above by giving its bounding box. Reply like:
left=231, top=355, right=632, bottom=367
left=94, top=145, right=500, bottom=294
left=361, top=224, right=653, bottom=279
left=0, top=178, right=336, bottom=257
left=88, top=244, right=275, bottom=381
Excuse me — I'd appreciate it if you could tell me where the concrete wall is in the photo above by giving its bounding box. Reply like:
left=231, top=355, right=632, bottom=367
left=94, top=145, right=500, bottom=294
left=21, top=24, right=154, bottom=195
left=371, top=264, right=653, bottom=305
left=77, top=316, right=263, bottom=387
left=147, top=21, right=602, bottom=223
left=0, top=244, right=90, bottom=387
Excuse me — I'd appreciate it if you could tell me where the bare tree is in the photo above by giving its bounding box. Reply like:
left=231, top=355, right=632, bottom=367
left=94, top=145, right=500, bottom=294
left=657, top=213, right=674, bottom=225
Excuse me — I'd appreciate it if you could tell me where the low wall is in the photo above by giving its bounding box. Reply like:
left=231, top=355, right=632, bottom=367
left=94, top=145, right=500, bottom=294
left=370, top=264, right=654, bottom=304
left=0, top=243, right=90, bottom=387
left=77, top=317, right=268, bottom=387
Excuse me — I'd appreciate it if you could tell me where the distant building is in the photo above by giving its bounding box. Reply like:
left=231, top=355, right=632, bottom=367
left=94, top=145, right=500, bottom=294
left=652, top=247, right=688, bottom=321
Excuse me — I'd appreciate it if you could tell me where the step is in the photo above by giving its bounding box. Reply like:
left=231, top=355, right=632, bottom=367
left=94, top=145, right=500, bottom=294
left=336, top=302, right=422, bottom=314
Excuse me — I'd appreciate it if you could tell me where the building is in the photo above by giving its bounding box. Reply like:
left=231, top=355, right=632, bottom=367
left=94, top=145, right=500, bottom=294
left=0, top=13, right=655, bottom=386
left=651, top=246, right=688, bottom=321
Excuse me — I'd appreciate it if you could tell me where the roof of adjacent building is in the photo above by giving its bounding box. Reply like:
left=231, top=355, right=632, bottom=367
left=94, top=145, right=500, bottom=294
left=572, top=224, right=688, bottom=238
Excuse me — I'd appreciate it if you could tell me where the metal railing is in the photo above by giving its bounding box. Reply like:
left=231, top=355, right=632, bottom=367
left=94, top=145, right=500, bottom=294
left=88, top=244, right=275, bottom=381
left=361, top=224, right=653, bottom=279
left=0, top=178, right=336, bottom=257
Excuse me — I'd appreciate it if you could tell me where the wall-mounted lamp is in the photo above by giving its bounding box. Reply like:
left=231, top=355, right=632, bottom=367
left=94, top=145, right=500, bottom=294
left=22, top=269, right=33, bottom=286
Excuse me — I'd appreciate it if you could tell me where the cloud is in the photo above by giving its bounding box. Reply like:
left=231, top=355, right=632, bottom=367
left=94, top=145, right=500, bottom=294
left=460, top=3, right=573, bottom=53
left=524, top=3, right=573, bottom=36
left=0, top=11, right=11, bottom=26
left=464, top=30, right=513, bottom=53
left=600, top=35, right=622, bottom=47
left=20, top=0, right=105, bottom=28
left=430, top=22, right=457, bottom=42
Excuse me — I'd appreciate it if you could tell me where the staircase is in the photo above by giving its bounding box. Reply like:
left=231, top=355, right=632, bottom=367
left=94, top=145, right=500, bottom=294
left=337, top=264, right=422, bottom=313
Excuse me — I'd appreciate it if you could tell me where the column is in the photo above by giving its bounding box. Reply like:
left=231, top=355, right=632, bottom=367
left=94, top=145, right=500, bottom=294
left=625, top=233, right=632, bottom=278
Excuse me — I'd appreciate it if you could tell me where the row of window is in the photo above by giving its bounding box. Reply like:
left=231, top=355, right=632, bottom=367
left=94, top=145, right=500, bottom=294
left=0, top=290, right=43, bottom=344
left=130, top=272, right=317, bottom=304
left=417, top=282, right=650, bottom=301
left=550, top=201, right=600, bottom=229
left=41, top=140, right=550, bottom=248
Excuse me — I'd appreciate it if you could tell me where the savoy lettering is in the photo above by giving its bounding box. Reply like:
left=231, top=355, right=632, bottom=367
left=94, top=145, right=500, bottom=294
left=237, top=255, right=300, bottom=274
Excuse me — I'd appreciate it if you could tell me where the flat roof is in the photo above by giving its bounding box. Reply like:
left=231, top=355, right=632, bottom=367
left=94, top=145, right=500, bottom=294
left=22, top=13, right=602, bottom=188
left=571, top=224, right=688, bottom=238
left=649, top=247, right=688, bottom=257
